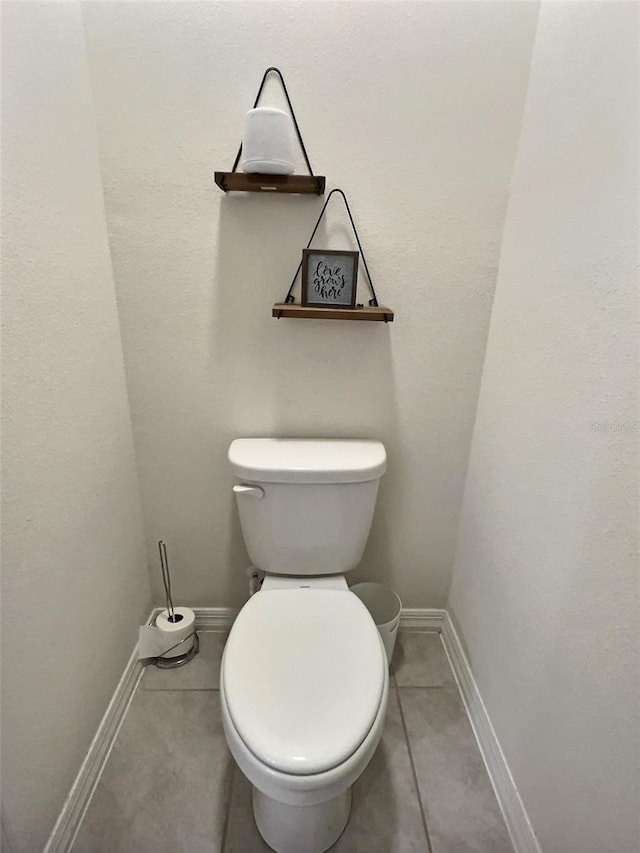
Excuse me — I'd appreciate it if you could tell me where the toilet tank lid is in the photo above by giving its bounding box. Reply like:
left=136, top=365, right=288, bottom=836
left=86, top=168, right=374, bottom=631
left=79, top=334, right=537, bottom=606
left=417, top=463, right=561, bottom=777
left=228, top=438, right=386, bottom=484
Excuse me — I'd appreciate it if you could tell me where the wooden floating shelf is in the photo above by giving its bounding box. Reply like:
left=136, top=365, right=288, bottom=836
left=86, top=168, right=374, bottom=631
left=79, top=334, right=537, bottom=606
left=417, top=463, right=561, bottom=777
left=272, top=304, right=394, bottom=322
left=215, top=172, right=326, bottom=195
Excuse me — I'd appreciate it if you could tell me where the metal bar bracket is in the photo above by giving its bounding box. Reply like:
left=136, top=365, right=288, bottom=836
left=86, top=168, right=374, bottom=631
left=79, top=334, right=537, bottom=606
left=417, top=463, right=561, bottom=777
left=282, top=188, right=381, bottom=308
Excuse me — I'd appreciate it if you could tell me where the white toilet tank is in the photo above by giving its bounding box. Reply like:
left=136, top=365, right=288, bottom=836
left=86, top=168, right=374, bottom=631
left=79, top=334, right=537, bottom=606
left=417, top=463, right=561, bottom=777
left=228, top=439, right=386, bottom=576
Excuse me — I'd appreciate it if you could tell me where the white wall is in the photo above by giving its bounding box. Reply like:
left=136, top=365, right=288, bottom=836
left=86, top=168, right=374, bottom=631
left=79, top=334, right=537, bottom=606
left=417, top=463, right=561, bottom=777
left=448, top=3, right=638, bottom=852
left=81, top=0, right=540, bottom=607
left=1, top=4, right=151, bottom=851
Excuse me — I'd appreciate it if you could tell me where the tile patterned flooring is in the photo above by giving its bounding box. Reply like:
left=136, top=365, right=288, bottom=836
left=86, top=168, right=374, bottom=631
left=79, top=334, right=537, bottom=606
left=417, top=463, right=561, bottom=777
left=72, top=631, right=513, bottom=853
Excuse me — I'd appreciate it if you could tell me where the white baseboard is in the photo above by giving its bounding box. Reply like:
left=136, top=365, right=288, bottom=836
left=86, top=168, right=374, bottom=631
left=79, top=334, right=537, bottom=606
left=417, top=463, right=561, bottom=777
left=43, top=611, right=152, bottom=853
left=441, top=613, right=541, bottom=853
left=192, top=606, right=446, bottom=632
left=192, top=607, right=446, bottom=632
left=399, top=607, right=445, bottom=630
left=192, top=606, right=239, bottom=630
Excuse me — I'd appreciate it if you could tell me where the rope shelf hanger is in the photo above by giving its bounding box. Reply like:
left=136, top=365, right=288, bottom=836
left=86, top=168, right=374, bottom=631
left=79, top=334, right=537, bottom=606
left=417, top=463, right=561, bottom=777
left=273, top=188, right=394, bottom=323
left=214, top=67, right=326, bottom=195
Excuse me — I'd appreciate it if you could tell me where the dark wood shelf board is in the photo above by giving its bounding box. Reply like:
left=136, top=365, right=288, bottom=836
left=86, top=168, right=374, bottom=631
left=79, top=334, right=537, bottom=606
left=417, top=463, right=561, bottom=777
left=272, top=304, right=394, bottom=322
left=215, top=172, right=326, bottom=195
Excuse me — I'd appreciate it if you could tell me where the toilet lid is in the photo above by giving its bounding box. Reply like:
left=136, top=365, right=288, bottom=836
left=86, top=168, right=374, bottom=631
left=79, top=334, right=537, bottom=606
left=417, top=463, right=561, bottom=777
left=222, top=589, right=386, bottom=776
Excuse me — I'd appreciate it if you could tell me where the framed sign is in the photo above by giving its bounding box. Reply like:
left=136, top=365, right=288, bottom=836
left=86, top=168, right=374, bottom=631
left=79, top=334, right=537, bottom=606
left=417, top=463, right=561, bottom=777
left=301, top=249, right=359, bottom=309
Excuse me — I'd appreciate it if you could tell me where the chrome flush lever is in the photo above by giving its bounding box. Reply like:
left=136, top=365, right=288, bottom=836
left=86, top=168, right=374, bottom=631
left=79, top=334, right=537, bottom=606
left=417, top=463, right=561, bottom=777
left=233, top=483, right=265, bottom=500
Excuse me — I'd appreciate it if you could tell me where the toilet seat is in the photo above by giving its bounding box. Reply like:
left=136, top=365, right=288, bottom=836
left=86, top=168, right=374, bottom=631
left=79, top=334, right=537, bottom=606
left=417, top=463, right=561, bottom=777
left=221, top=588, right=386, bottom=776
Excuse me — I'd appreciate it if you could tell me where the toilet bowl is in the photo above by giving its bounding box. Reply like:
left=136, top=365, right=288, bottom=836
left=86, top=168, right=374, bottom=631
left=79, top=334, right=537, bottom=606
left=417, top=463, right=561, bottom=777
left=220, top=585, right=389, bottom=853
left=222, top=438, right=388, bottom=852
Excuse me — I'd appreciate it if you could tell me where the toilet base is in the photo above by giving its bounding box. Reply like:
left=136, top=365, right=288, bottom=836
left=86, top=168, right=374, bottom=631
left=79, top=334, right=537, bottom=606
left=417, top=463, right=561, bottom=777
left=252, top=784, right=352, bottom=853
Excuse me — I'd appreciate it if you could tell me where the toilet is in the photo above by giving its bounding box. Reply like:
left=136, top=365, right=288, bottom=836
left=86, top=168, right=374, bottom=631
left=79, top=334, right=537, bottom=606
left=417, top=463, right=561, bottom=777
left=220, top=438, right=389, bottom=853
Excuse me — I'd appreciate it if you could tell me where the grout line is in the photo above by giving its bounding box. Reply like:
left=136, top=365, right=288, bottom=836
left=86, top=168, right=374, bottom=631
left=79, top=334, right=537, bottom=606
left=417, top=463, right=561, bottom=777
left=395, top=681, right=434, bottom=853
left=142, top=687, right=221, bottom=692
left=219, top=761, right=236, bottom=853
left=398, top=625, right=442, bottom=629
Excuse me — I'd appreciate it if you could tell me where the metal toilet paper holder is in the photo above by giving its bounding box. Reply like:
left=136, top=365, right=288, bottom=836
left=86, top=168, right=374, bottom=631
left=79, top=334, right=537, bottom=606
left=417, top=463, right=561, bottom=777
left=152, top=540, right=199, bottom=669
left=153, top=628, right=200, bottom=669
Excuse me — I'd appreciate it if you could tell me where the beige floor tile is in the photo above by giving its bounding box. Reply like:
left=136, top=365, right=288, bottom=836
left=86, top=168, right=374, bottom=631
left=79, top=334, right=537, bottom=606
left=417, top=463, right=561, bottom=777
left=223, top=689, right=429, bottom=853
left=72, top=640, right=515, bottom=853
left=141, top=631, right=227, bottom=691
left=393, top=632, right=456, bottom=688
left=399, top=687, right=513, bottom=853
left=332, top=689, right=429, bottom=852
left=221, top=767, right=271, bottom=853
left=72, top=691, right=233, bottom=853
